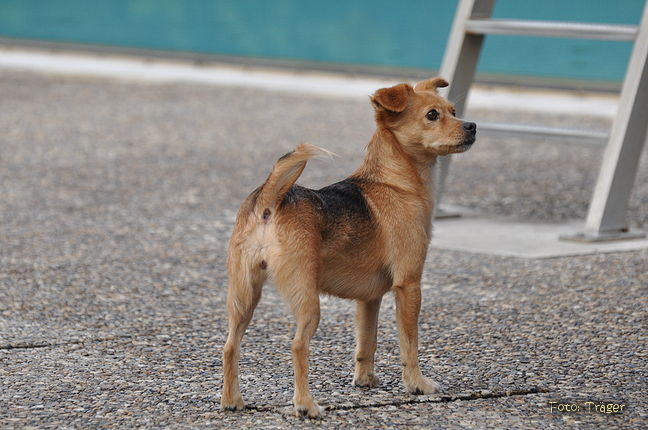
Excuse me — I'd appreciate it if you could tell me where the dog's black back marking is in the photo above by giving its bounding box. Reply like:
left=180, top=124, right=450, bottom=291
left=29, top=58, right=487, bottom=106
left=316, top=179, right=371, bottom=220
left=282, top=179, right=374, bottom=245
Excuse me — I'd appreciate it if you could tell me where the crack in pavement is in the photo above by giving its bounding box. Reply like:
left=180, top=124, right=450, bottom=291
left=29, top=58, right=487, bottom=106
left=244, top=386, right=550, bottom=415
left=0, top=334, right=137, bottom=350
left=328, top=386, right=551, bottom=410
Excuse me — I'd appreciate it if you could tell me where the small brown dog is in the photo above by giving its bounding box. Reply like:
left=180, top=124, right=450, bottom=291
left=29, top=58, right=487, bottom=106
left=221, top=77, right=476, bottom=418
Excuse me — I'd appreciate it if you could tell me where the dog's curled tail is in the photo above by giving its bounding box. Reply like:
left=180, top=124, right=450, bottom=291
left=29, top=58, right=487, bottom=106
left=256, top=143, right=332, bottom=216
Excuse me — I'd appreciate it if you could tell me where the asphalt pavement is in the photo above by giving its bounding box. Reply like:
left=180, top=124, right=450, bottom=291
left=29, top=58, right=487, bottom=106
left=0, top=63, right=646, bottom=429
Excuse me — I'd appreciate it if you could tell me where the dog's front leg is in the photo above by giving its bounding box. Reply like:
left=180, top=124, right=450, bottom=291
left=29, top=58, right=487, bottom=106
left=393, top=283, right=440, bottom=395
left=290, top=292, right=323, bottom=418
left=353, top=298, right=382, bottom=388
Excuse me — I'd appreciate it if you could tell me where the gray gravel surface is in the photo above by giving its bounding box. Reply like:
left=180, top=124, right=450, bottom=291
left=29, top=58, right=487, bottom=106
left=1, top=69, right=646, bottom=429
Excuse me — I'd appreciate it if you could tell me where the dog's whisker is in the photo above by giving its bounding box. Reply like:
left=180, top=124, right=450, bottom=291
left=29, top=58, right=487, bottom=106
left=451, top=92, right=468, bottom=108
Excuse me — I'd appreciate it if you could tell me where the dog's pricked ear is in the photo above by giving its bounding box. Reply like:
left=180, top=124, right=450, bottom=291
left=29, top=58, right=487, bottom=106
left=371, top=83, right=411, bottom=113
left=414, top=77, right=449, bottom=93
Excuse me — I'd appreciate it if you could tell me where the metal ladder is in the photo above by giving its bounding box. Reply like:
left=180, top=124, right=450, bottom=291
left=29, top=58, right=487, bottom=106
left=436, top=0, right=648, bottom=241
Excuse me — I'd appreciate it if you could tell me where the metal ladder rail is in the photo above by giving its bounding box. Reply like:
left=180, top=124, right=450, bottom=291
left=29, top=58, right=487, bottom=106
left=465, top=19, right=638, bottom=41
left=478, top=123, right=609, bottom=146
left=435, top=0, right=648, bottom=241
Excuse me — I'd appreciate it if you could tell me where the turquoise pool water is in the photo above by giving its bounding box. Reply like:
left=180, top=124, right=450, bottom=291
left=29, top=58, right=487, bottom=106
left=0, top=0, right=643, bottom=83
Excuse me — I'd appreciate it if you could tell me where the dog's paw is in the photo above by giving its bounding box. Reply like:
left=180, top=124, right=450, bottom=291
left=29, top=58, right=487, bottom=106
left=294, top=398, right=323, bottom=419
left=405, top=376, right=440, bottom=395
left=353, top=372, right=381, bottom=388
left=220, top=395, right=245, bottom=412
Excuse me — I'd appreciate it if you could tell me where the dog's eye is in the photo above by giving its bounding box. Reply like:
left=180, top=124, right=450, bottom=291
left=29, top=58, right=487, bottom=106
left=452, top=109, right=457, bottom=117
left=426, top=109, right=439, bottom=121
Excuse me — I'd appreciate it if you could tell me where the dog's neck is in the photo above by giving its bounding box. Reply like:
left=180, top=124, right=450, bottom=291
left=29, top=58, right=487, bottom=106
left=352, top=128, right=437, bottom=197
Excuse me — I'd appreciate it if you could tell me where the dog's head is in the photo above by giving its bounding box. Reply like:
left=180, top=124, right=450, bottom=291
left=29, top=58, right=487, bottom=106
left=371, top=77, right=476, bottom=157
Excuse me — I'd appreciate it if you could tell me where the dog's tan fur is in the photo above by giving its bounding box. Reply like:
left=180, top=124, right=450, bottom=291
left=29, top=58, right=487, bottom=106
left=221, top=77, right=476, bottom=418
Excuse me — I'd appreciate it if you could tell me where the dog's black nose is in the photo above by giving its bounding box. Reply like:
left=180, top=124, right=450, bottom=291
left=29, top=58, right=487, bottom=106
left=463, top=122, right=477, bottom=134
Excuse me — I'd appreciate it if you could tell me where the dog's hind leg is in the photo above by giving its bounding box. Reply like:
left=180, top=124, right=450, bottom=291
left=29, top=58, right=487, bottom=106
left=353, top=298, right=382, bottom=388
left=274, top=266, right=323, bottom=419
left=393, top=282, right=440, bottom=395
left=221, top=259, right=264, bottom=412
left=288, top=289, right=322, bottom=418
